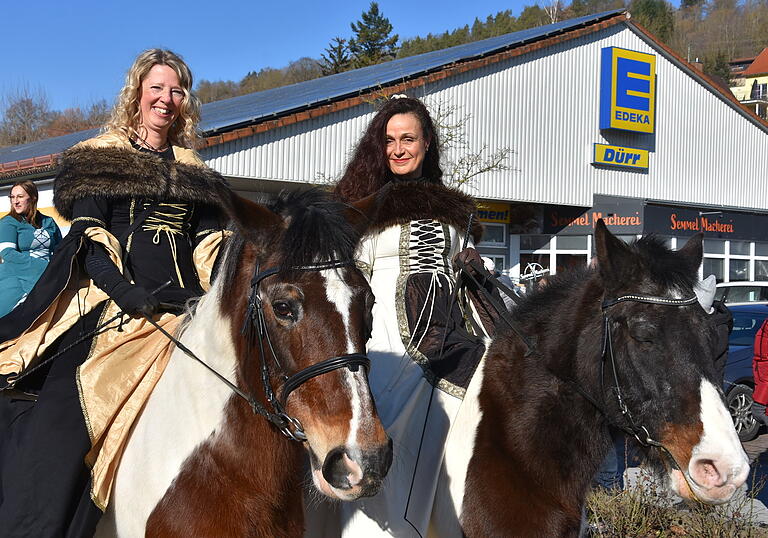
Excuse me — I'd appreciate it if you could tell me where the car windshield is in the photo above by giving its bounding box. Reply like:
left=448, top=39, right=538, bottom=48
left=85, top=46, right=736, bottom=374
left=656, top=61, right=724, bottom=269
left=724, top=286, right=768, bottom=304
left=730, top=312, right=768, bottom=346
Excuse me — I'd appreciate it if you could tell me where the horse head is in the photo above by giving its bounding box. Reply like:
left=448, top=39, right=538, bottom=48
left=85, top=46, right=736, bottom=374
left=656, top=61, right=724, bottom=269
left=221, top=190, right=392, bottom=501
left=594, top=219, right=749, bottom=504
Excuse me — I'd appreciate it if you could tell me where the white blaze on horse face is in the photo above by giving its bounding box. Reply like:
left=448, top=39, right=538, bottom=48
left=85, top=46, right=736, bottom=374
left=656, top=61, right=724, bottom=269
left=674, top=379, right=749, bottom=503
left=321, top=268, right=370, bottom=454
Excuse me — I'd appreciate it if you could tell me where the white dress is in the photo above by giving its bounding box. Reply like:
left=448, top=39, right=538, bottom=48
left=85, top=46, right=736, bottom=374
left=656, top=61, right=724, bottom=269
left=306, top=219, right=486, bottom=537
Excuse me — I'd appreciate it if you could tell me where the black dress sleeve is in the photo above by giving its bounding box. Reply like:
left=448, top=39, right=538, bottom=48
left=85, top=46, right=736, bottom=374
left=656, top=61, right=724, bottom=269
left=70, top=197, right=132, bottom=298
left=190, top=203, right=226, bottom=248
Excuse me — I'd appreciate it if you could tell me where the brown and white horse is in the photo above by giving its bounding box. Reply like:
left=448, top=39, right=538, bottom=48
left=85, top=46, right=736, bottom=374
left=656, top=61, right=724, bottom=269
left=95, top=191, right=391, bottom=537
left=459, top=221, right=749, bottom=537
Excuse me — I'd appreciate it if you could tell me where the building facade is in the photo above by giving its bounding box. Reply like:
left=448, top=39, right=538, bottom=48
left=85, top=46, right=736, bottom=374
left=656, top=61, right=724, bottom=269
left=2, top=10, right=767, bottom=284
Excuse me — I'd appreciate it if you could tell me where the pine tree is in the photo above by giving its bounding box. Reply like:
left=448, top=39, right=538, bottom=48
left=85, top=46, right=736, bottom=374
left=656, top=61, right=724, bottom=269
left=629, top=0, right=675, bottom=43
left=349, top=2, right=399, bottom=68
left=703, top=50, right=731, bottom=81
left=320, top=37, right=352, bottom=75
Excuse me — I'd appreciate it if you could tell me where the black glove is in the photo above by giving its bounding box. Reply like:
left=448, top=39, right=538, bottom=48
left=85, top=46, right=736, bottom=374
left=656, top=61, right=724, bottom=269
left=112, top=281, right=159, bottom=317
left=751, top=401, right=768, bottom=427
left=453, top=247, right=485, bottom=275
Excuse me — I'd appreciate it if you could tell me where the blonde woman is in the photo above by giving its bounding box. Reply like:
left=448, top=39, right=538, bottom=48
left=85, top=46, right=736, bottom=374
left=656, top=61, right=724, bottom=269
left=0, top=49, right=231, bottom=536
left=0, top=180, right=62, bottom=316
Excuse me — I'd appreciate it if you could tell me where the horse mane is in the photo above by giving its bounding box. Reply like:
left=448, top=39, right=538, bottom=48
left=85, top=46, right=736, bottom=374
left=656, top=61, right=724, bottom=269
left=632, top=234, right=698, bottom=292
left=512, top=234, right=698, bottom=321
left=218, top=189, right=360, bottom=290
left=268, top=189, right=359, bottom=269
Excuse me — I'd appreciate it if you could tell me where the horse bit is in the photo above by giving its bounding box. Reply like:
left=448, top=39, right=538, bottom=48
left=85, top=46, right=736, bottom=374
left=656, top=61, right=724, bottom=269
left=148, top=259, right=370, bottom=443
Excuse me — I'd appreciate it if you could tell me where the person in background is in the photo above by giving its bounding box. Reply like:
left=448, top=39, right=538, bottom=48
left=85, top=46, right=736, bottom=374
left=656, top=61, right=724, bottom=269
left=0, top=49, right=230, bottom=537
left=0, top=181, right=62, bottom=317
left=751, top=319, right=768, bottom=427
left=481, top=256, right=518, bottom=311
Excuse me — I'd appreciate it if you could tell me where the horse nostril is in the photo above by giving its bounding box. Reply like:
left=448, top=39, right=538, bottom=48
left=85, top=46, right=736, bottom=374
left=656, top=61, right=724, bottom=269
left=322, top=447, right=362, bottom=490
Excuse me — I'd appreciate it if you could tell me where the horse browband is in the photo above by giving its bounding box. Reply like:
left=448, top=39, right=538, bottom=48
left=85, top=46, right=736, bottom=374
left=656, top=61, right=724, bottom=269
left=240, top=259, right=371, bottom=442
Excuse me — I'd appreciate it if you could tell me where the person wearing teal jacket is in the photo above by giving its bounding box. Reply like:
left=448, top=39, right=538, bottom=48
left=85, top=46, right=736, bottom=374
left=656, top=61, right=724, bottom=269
left=0, top=180, right=62, bottom=317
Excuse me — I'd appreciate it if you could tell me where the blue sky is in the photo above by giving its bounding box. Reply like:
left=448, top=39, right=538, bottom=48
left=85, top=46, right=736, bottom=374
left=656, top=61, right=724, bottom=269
left=1, top=0, right=536, bottom=112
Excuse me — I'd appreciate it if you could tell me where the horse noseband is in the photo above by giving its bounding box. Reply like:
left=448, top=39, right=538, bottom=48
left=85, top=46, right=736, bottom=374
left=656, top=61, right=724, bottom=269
left=281, top=353, right=370, bottom=407
left=241, top=259, right=370, bottom=443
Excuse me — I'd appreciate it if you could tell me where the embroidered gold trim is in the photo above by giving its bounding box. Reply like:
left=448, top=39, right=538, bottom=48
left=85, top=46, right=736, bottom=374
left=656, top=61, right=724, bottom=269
left=141, top=202, right=189, bottom=288
left=356, top=260, right=373, bottom=278
left=195, top=228, right=218, bottom=238
left=394, top=222, right=466, bottom=399
left=71, top=216, right=106, bottom=227
left=126, top=198, right=136, bottom=257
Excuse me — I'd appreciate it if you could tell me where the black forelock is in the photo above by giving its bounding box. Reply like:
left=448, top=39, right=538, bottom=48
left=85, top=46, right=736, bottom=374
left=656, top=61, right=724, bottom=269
left=217, top=189, right=360, bottom=291
left=632, top=234, right=698, bottom=292
left=267, top=189, right=359, bottom=269
left=511, top=235, right=698, bottom=322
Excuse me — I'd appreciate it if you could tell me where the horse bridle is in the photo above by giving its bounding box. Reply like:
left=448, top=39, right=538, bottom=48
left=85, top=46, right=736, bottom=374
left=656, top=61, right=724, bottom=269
left=596, top=292, right=710, bottom=502
left=147, top=259, right=370, bottom=443
left=599, top=293, right=699, bottom=449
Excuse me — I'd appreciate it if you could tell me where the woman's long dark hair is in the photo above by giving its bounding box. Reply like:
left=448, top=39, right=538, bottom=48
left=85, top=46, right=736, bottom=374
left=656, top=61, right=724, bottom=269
left=9, top=180, right=40, bottom=227
left=334, top=97, right=443, bottom=202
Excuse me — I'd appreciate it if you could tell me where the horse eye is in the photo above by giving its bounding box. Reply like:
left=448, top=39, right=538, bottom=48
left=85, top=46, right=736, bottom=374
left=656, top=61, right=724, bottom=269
left=628, top=322, right=656, bottom=343
left=272, top=301, right=294, bottom=319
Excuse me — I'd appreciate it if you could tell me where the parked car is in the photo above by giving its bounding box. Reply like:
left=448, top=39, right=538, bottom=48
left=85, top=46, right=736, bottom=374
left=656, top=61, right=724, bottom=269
left=715, top=281, right=768, bottom=306
left=723, top=303, right=768, bottom=441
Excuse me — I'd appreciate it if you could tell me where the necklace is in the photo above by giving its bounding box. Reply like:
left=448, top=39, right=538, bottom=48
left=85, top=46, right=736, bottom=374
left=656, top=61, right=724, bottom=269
left=132, top=129, right=170, bottom=152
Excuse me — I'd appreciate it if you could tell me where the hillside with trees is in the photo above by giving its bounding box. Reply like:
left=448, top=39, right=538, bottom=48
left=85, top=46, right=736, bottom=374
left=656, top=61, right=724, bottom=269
left=2, top=0, right=768, bottom=147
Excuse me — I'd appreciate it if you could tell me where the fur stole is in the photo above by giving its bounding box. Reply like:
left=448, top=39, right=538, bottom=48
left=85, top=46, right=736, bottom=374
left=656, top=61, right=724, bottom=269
left=54, top=146, right=232, bottom=220
left=368, top=181, right=483, bottom=243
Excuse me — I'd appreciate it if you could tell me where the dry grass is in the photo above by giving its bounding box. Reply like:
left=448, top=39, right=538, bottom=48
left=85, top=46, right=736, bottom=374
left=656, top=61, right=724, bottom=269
left=585, top=467, right=768, bottom=537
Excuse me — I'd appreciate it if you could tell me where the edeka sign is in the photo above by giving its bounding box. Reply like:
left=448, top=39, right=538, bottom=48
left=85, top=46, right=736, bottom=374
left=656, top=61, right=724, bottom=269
left=600, top=47, right=656, bottom=134
left=477, top=201, right=511, bottom=223
left=593, top=143, right=649, bottom=170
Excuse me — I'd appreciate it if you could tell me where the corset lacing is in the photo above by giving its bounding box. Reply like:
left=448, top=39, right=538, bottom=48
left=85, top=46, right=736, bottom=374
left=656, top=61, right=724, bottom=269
left=142, top=203, right=188, bottom=287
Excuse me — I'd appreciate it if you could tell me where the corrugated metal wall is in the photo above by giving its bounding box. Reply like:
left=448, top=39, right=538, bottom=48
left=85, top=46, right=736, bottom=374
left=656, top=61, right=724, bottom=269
left=201, top=23, right=768, bottom=210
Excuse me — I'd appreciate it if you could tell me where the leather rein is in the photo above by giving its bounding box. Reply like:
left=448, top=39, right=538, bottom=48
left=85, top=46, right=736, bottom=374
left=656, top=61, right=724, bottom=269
left=2, top=261, right=371, bottom=444
left=453, top=260, right=705, bottom=492
left=127, top=260, right=371, bottom=442
left=146, top=259, right=371, bottom=443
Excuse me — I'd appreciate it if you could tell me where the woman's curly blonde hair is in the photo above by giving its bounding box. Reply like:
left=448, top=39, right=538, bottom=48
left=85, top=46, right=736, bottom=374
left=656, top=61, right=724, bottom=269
left=104, top=49, right=201, bottom=148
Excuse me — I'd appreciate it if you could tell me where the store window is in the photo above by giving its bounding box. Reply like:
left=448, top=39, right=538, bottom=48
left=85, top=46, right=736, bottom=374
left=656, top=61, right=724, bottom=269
left=556, top=254, right=588, bottom=273
left=756, top=260, right=768, bottom=281
left=616, top=235, right=639, bottom=244
left=557, top=236, right=588, bottom=250
left=519, top=235, right=589, bottom=278
left=703, top=239, right=725, bottom=254
left=731, top=240, right=751, bottom=256
left=485, top=255, right=506, bottom=273
left=480, top=224, right=506, bottom=246
left=520, top=235, right=550, bottom=250
left=729, top=259, right=750, bottom=281
left=703, top=258, right=725, bottom=282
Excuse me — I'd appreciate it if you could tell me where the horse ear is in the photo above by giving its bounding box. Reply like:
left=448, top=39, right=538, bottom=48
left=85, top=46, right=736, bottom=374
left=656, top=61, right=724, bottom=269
left=677, top=233, right=703, bottom=274
left=342, top=191, right=381, bottom=237
left=594, top=219, right=634, bottom=288
left=226, top=193, right=282, bottom=238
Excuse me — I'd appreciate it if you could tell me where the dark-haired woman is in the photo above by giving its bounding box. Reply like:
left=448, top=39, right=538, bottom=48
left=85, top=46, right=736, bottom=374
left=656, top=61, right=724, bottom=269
left=0, top=49, right=230, bottom=537
left=0, top=181, right=62, bottom=317
left=308, top=97, right=487, bottom=537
